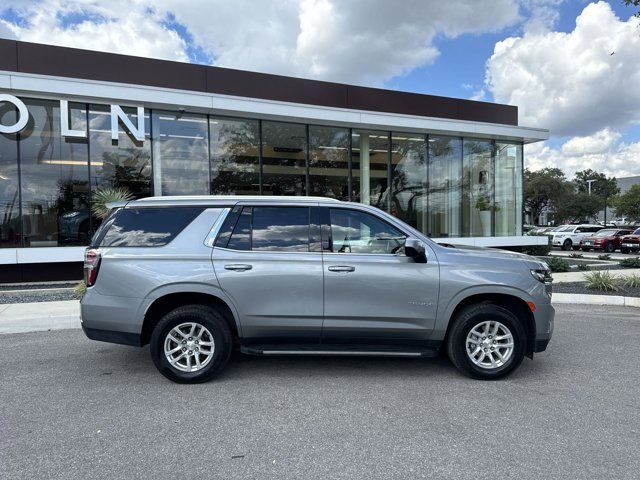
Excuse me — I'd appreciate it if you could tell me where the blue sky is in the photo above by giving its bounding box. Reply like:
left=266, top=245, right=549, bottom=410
left=1, top=0, right=639, bottom=177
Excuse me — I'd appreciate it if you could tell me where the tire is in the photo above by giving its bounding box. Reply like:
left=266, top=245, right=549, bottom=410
left=604, top=242, right=615, bottom=253
left=562, top=239, right=572, bottom=251
left=150, top=305, right=233, bottom=384
left=621, top=248, right=629, bottom=254
left=581, top=247, right=590, bottom=252
left=447, top=303, right=527, bottom=380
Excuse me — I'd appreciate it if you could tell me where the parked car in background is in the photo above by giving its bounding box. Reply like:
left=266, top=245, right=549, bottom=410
left=525, top=226, right=555, bottom=236
left=580, top=228, right=633, bottom=253
left=549, top=224, right=603, bottom=251
left=79, top=196, right=554, bottom=383
left=620, top=228, right=640, bottom=254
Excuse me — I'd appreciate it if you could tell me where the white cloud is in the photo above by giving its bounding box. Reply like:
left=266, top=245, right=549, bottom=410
left=1, top=0, right=521, bottom=85
left=525, top=129, right=640, bottom=178
left=487, top=1, right=640, bottom=137
left=0, top=19, right=16, bottom=39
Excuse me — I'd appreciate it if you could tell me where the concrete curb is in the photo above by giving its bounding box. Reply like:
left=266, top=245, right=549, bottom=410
left=552, top=293, right=640, bottom=308
left=0, top=300, right=80, bottom=334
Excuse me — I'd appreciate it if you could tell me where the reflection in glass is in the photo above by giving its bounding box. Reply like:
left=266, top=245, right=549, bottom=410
left=391, top=132, right=427, bottom=232
left=0, top=104, right=20, bottom=247
left=329, top=208, right=405, bottom=254
left=210, top=117, right=260, bottom=195
left=227, top=207, right=252, bottom=250
left=89, top=104, right=152, bottom=199
left=463, top=139, right=493, bottom=237
left=428, top=136, right=462, bottom=238
left=19, top=99, right=90, bottom=247
left=309, top=126, right=349, bottom=200
left=495, top=142, right=523, bottom=236
left=152, top=111, right=209, bottom=195
left=352, top=130, right=388, bottom=210
left=252, top=207, right=309, bottom=251
left=262, top=121, right=306, bottom=196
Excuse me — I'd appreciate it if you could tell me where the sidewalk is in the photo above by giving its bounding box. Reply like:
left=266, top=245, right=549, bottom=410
left=552, top=268, right=640, bottom=284
left=0, top=300, right=80, bottom=334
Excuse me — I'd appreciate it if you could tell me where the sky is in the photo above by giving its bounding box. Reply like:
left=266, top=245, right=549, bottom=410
left=0, top=0, right=639, bottom=179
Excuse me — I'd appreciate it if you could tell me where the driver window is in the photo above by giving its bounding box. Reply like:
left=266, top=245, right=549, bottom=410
left=329, top=209, right=406, bottom=254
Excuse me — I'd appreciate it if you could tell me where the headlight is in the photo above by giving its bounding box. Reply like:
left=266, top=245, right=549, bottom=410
left=531, top=268, right=552, bottom=284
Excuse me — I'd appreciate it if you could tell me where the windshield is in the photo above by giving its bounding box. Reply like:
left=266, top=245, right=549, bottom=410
left=634, top=228, right=640, bottom=235
left=556, top=225, right=574, bottom=232
left=594, top=230, right=616, bottom=237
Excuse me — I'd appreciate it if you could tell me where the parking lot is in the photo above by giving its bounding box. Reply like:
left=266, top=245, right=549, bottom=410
left=1, top=303, right=639, bottom=480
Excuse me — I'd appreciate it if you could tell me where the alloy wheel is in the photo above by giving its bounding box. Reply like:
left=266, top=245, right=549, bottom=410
left=164, top=322, right=215, bottom=372
left=465, top=320, right=514, bottom=370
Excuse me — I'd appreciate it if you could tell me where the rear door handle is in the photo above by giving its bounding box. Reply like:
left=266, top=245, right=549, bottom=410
left=328, top=265, right=355, bottom=272
left=224, top=264, right=253, bottom=272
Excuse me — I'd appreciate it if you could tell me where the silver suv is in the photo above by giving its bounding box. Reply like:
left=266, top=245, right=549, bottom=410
left=80, top=196, right=554, bottom=383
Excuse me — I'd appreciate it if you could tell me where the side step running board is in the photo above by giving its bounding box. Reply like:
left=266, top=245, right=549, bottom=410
left=241, top=346, right=439, bottom=358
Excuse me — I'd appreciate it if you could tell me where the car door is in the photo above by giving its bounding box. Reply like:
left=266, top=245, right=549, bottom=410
left=320, top=206, right=439, bottom=346
left=212, top=204, right=324, bottom=345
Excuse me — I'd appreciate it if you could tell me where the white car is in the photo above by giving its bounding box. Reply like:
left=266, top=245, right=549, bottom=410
left=549, top=224, right=603, bottom=251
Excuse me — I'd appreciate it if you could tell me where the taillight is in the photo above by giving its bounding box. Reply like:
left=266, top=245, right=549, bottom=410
left=84, top=249, right=101, bottom=287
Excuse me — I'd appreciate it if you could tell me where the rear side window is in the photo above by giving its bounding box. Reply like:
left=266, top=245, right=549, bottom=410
left=98, top=207, right=204, bottom=247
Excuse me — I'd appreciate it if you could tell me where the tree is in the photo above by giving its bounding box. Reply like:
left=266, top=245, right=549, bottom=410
left=524, top=168, right=572, bottom=224
left=555, top=191, right=603, bottom=224
left=613, top=184, right=640, bottom=221
left=573, top=169, right=619, bottom=207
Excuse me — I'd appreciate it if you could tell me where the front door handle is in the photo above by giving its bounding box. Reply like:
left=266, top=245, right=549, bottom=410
left=224, top=264, right=253, bottom=272
left=328, top=265, right=355, bottom=272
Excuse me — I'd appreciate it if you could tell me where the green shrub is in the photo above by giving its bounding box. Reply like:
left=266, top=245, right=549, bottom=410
left=74, top=281, right=87, bottom=299
left=620, top=257, right=640, bottom=268
left=577, top=264, right=589, bottom=271
left=597, top=254, right=612, bottom=260
left=623, top=274, right=640, bottom=289
left=523, top=233, right=552, bottom=256
left=569, top=252, right=583, bottom=258
left=91, top=186, right=134, bottom=219
left=584, top=271, right=620, bottom=292
left=547, top=257, right=570, bottom=273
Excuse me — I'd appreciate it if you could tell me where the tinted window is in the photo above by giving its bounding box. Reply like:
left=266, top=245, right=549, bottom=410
left=252, top=207, right=310, bottom=252
left=227, top=207, right=252, bottom=250
left=98, top=207, right=203, bottom=247
left=215, top=206, right=242, bottom=248
left=329, top=209, right=406, bottom=254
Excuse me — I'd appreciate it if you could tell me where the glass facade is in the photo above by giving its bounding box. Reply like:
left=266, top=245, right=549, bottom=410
left=0, top=94, right=524, bottom=248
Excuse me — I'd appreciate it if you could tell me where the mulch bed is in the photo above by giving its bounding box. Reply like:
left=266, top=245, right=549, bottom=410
left=553, top=282, right=640, bottom=297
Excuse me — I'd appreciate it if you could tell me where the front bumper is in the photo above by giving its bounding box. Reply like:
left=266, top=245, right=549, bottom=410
left=533, top=301, right=554, bottom=353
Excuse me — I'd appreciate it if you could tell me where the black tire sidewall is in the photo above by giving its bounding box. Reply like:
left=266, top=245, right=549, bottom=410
left=562, top=240, right=572, bottom=251
left=448, top=305, right=527, bottom=380
left=605, top=242, right=614, bottom=253
left=150, top=306, right=232, bottom=383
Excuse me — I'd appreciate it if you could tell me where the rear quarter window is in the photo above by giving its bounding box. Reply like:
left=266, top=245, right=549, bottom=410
left=97, top=207, right=204, bottom=247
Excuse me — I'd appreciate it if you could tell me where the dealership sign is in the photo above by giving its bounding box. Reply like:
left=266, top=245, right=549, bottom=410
left=0, top=93, right=145, bottom=142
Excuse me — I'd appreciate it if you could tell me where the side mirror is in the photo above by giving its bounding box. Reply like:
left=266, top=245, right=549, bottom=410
left=404, top=238, right=427, bottom=263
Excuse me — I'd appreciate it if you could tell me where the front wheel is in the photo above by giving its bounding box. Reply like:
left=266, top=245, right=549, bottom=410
left=604, top=242, right=615, bottom=253
left=621, top=248, right=630, bottom=254
left=447, top=304, right=527, bottom=380
left=562, top=239, right=572, bottom=251
left=150, top=305, right=233, bottom=383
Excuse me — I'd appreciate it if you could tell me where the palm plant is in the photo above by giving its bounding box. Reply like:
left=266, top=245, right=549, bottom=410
left=91, top=187, right=134, bottom=219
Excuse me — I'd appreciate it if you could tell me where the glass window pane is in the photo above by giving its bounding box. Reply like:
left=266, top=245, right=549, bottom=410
left=99, top=207, right=203, bottom=247
left=463, top=139, right=493, bottom=237
left=227, top=207, right=252, bottom=250
left=19, top=99, right=90, bottom=247
left=0, top=103, right=20, bottom=247
left=210, top=117, right=260, bottom=195
left=428, top=136, right=462, bottom=238
left=495, top=142, right=523, bottom=236
left=309, top=125, right=349, bottom=200
left=262, top=121, right=306, bottom=196
left=152, top=111, right=208, bottom=195
left=351, top=130, right=389, bottom=210
left=252, top=206, right=309, bottom=252
left=329, top=208, right=405, bottom=254
left=391, top=132, right=427, bottom=233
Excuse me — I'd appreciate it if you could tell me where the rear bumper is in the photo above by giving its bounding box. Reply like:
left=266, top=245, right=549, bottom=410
left=82, top=324, right=142, bottom=346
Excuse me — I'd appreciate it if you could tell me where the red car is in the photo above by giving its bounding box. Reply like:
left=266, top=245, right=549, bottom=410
left=619, top=228, right=640, bottom=254
left=580, top=228, right=633, bottom=253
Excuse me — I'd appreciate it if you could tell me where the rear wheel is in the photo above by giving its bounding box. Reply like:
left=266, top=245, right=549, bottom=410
left=447, top=304, right=527, bottom=380
left=562, top=239, right=572, bottom=251
left=150, top=305, right=232, bottom=383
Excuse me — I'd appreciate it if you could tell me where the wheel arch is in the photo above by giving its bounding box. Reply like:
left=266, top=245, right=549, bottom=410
left=140, top=288, right=240, bottom=346
left=443, top=292, right=536, bottom=357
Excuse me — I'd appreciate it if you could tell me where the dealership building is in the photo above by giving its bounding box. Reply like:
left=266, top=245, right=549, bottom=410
left=0, top=39, right=548, bottom=282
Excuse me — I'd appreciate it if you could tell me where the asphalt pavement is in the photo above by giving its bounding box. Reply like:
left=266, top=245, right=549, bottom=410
left=1, top=304, right=639, bottom=479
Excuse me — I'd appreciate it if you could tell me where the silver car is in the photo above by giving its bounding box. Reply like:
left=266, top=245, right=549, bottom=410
left=80, top=196, right=554, bottom=383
